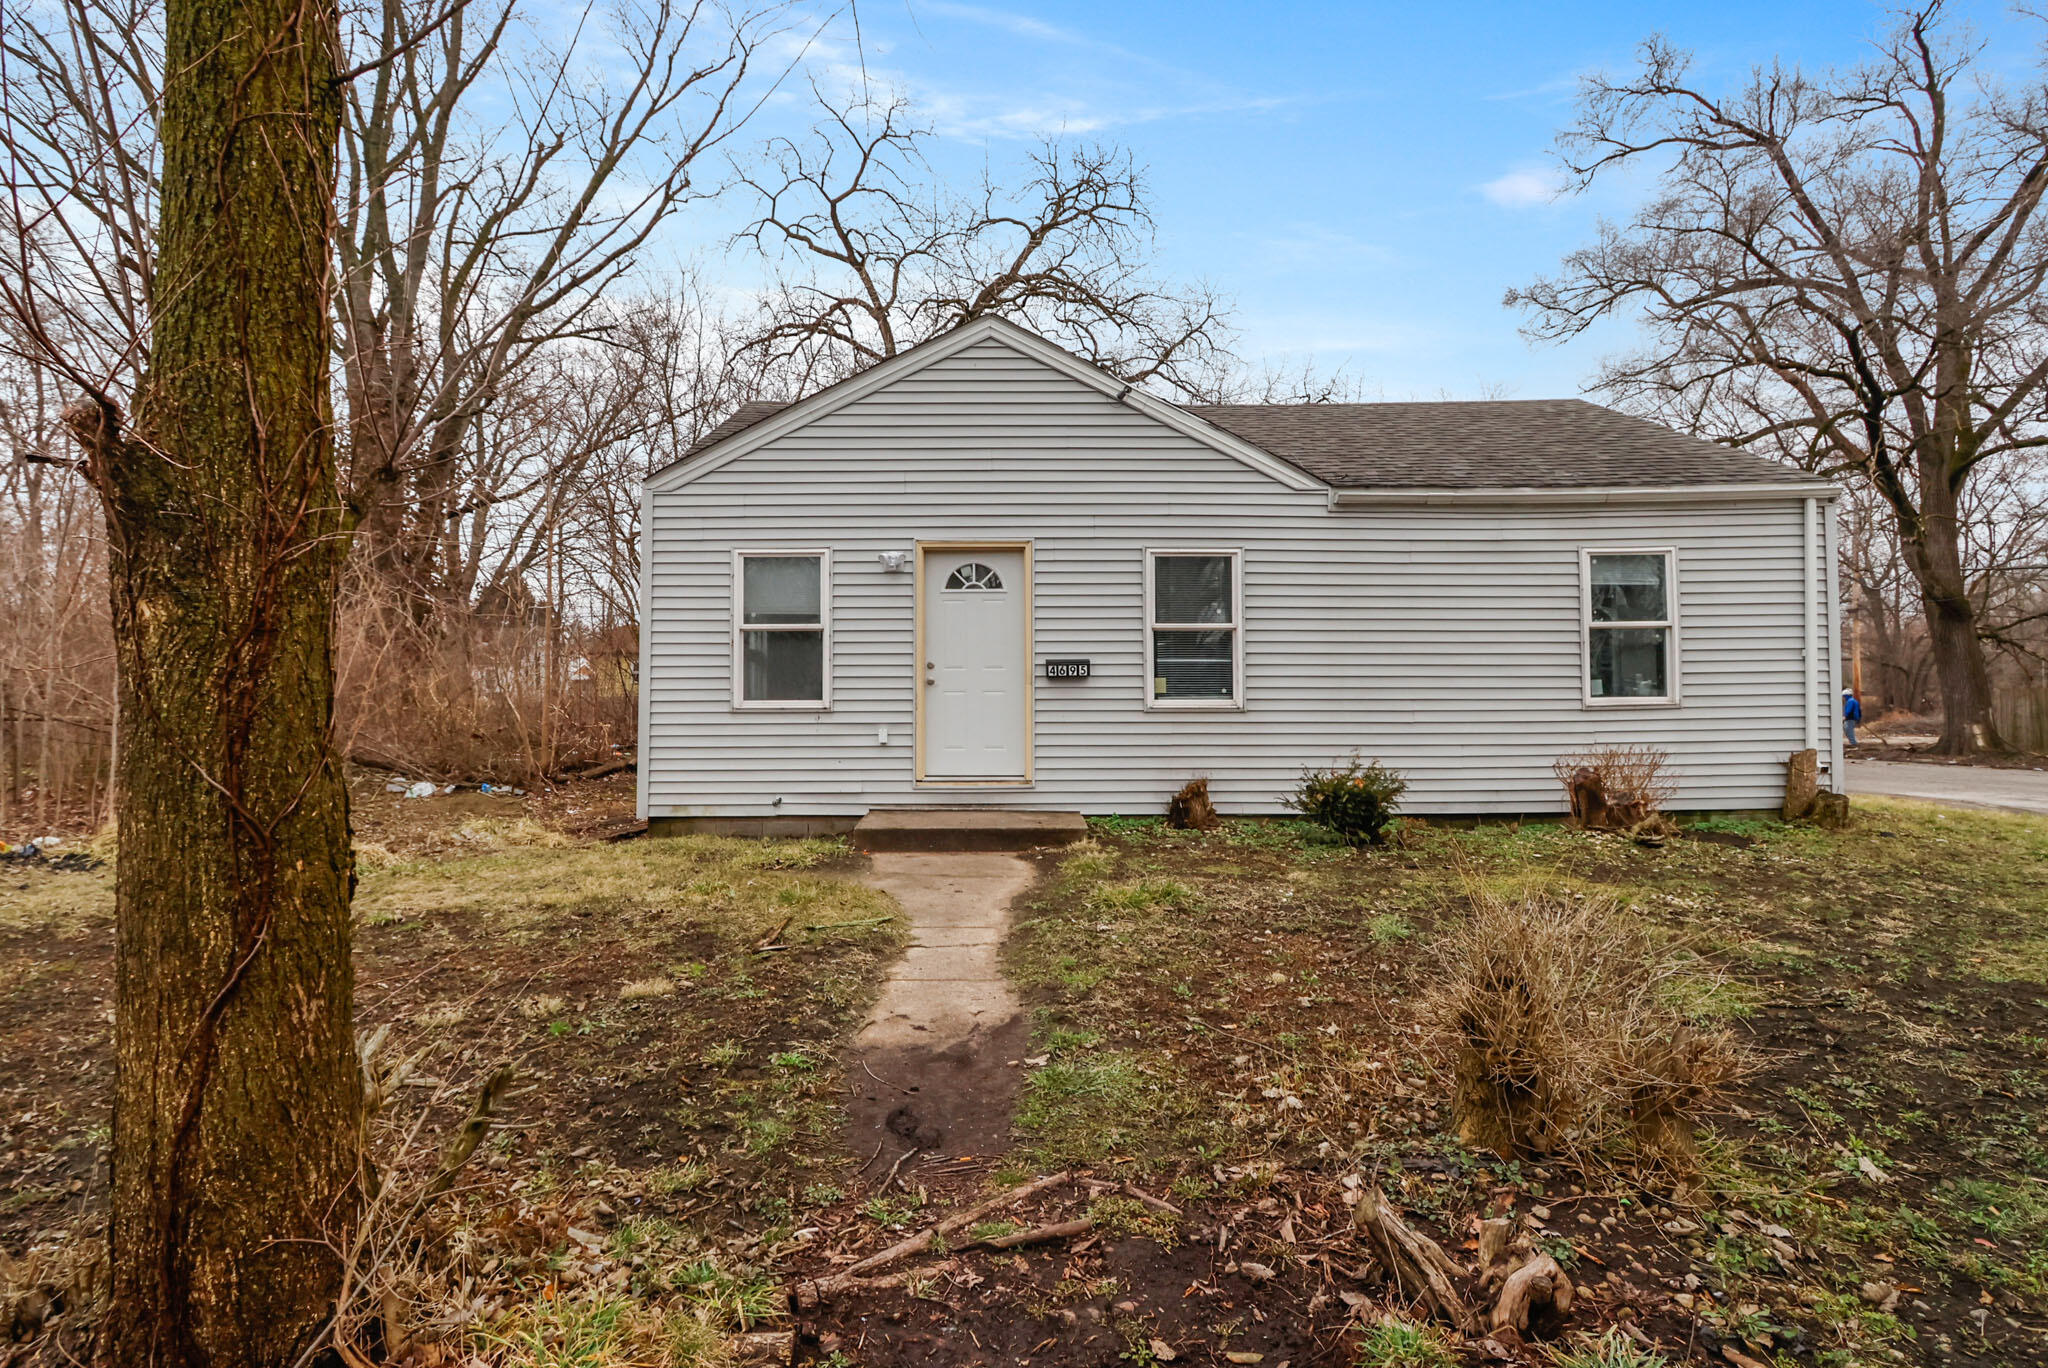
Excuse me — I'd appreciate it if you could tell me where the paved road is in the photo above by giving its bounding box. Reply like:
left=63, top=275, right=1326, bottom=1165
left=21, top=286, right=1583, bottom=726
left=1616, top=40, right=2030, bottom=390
left=1846, top=758, right=2048, bottom=817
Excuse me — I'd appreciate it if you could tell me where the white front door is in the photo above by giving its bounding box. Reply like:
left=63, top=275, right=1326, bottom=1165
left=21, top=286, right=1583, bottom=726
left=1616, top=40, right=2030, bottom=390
left=922, top=547, right=1029, bottom=780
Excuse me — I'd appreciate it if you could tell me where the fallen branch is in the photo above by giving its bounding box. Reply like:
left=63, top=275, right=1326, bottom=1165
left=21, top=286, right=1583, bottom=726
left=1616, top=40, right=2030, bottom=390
left=1353, top=1186, right=1474, bottom=1330
left=792, top=1258, right=960, bottom=1300
left=561, top=759, right=634, bottom=782
left=725, top=1330, right=795, bottom=1364
left=790, top=1170, right=1076, bottom=1310
left=423, top=1065, right=515, bottom=1200
left=878, top=1146, right=920, bottom=1193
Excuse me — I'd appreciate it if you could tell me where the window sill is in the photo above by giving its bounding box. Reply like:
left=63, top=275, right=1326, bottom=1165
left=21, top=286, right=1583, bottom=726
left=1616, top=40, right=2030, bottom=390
left=1581, top=696, right=1680, bottom=709
left=914, top=777, right=1035, bottom=789
left=732, top=701, right=831, bottom=712
left=1145, top=699, right=1246, bottom=712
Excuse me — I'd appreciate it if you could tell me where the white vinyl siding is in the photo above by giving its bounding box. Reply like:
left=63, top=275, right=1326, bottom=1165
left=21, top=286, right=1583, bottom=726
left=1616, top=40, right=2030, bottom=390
left=643, top=334, right=1834, bottom=817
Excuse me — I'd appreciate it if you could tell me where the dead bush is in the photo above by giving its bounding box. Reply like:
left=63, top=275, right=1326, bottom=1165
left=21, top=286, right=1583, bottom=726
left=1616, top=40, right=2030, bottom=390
left=1166, top=777, right=1220, bottom=830
left=335, top=574, right=636, bottom=785
left=1425, top=884, right=1745, bottom=1184
left=0, top=1210, right=107, bottom=1356
left=1552, top=745, right=1677, bottom=833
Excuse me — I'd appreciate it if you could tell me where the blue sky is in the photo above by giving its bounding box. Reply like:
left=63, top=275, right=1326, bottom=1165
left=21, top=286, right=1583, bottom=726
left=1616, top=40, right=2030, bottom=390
left=688, top=0, right=2036, bottom=400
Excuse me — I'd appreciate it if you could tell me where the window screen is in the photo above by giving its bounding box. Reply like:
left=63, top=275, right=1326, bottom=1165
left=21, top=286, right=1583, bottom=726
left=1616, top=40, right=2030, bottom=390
left=1151, top=553, right=1238, bottom=702
left=1587, top=552, right=1672, bottom=700
left=738, top=554, right=825, bottom=703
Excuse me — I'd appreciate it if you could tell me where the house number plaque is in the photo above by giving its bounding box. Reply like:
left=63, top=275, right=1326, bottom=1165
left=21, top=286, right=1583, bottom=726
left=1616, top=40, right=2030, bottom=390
left=1044, top=659, right=1091, bottom=680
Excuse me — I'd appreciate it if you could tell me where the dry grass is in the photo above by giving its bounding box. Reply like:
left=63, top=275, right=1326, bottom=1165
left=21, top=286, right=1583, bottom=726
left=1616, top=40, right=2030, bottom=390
left=1424, top=882, right=1746, bottom=1179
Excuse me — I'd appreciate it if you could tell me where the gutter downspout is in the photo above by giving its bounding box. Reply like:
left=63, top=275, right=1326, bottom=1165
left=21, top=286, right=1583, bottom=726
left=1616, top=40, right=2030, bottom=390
left=1803, top=496, right=1820, bottom=759
left=1824, top=496, right=1843, bottom=784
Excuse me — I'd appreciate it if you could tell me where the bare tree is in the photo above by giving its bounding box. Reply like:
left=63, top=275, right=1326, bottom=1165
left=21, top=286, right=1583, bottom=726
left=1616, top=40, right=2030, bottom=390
left=337, top=0, right=804, bottom=609
left=733, top=83, right=1233, bottom=397
left=1508, top=1, right=2048, bottom=754
left=0, top=0, right=161, bottom=403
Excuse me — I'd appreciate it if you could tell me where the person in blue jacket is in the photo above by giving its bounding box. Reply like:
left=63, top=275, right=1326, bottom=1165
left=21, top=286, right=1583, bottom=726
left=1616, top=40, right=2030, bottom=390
left=1842, top=688, right=1863, bottom=745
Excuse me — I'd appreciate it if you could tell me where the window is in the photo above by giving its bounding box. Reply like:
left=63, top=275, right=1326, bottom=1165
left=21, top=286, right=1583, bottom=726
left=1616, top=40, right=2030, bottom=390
left=733, top=551, right=829, bottom=707
left=944, top=562, right=1003, bottom=590
left=1583, top=549, right=1677, bottom=704
left=1147, top=550, right=1241, bottom=706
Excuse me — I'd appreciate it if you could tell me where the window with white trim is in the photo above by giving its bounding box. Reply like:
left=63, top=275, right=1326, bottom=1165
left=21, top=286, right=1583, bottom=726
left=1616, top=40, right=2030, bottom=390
left=1147, top=550, right=1241, bottom=705
left=734, top=551, right=828, bottom=706
left=1584, top=549, right=1675, bottom=703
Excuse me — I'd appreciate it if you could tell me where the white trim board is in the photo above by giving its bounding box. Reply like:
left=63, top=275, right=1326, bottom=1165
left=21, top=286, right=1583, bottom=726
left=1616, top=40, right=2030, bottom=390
left=1329, top=483, right=1838, bottom=508
left=1578, top=546, right=1683, bottom=709
left=729, top=548, right=834, bottom=711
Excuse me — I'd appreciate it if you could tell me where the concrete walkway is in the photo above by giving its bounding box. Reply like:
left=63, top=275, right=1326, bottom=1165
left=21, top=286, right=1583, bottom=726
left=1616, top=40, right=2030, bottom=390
left=1846, top=758, right=2048, bottom=817
left=847, top=853, right=1035, bottom=1167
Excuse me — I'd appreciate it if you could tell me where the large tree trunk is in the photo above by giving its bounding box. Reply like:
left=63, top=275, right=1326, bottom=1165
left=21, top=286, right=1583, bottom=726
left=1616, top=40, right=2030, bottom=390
left=1908, top=461, right=2005, bottom=756
left=85, top=0, right=361, bottom=1360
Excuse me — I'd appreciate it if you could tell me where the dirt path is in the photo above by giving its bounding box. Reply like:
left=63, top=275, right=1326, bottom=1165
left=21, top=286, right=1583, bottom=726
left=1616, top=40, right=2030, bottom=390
left=845, top=853, right=1034, bottom=1175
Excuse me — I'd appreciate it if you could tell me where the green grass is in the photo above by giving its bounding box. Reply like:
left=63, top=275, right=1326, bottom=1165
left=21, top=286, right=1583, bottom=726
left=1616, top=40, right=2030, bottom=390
left=1354, top=1318, right=1458, bottom=1368
left=1550, top=1331, right=1671, bottom=1368
left=1365, top=911, right=1414, bottom=943
left=1015, top=1055, right=1153, bottom=1162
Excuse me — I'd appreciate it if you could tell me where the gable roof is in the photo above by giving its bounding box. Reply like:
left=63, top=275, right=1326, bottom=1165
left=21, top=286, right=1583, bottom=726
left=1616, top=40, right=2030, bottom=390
left=645, top=316, right=1325, bottom=494
left=651, top=318, right=1829, bottom=496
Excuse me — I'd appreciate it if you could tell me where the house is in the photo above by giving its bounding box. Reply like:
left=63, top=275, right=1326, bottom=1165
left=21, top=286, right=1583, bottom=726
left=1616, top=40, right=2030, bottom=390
left=637, top=316, right=1840, bottom=832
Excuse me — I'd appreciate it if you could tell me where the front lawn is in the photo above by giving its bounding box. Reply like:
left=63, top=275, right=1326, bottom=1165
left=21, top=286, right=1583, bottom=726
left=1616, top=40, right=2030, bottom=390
left=4, top=791, right=2043, bottom=1368
left=999, top=801, right=2048, bottom=1366
left=1, top=789, right=904, bottom=1358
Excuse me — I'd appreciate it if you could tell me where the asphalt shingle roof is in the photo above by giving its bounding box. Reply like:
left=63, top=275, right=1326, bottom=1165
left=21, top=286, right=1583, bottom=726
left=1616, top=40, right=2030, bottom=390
left=676, top=396, right=1812, bottom=490
left=1182, top=399, right=1812, bottom=489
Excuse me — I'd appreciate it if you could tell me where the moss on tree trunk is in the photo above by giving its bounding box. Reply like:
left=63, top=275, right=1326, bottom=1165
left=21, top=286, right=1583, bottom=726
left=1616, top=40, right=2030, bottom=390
left=75, top=0, right=361, bottom=1361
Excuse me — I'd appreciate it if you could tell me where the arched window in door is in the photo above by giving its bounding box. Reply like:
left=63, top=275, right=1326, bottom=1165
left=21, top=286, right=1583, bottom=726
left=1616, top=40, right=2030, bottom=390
left=943, top=562, right=1004, bottom=590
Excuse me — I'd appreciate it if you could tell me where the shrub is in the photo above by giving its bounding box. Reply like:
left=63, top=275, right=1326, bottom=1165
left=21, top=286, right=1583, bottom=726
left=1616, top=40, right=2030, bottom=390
left=1552, top=745, right=1677, bottom=832
left=1285, top=756, right=1407, bottom=846
left=1424, top=884, right=1746, bottom=1182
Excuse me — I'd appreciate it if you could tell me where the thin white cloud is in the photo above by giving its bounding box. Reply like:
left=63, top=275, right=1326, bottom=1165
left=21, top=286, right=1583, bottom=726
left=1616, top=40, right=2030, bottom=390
left=920, top=1, right=1098, bottom=49
left=1485, top=73, right=1582, bottom=103
left=1253, top=223, right=1399, bottom=270
left=1479, top=167, right=1565, bottom=208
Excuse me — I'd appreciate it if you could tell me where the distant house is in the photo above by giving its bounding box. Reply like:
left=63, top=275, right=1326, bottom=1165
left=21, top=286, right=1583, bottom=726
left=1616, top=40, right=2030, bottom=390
left=637, top=316, right=1840, bottom=831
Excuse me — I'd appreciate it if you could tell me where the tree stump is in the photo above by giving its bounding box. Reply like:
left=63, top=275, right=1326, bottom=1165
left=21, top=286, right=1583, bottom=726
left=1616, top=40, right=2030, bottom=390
left=1810, top=789, right=1850, bottom=828
left=1167, top=777, right=1220, bottom=830
left=1782, top=749, right=1820, bottom=820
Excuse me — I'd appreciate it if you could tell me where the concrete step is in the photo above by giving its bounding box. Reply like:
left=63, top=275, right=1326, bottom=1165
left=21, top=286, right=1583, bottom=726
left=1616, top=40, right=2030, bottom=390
left=851, top=808, right=1088, bottom=853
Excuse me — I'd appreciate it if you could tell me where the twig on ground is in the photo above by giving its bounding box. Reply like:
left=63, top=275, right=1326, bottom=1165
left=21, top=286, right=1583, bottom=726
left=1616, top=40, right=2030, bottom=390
left=973, top=1217, right=1094, bottom=1249
left=879, top=1146, right=920, bottom=1193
